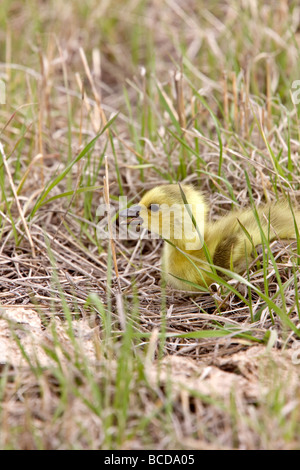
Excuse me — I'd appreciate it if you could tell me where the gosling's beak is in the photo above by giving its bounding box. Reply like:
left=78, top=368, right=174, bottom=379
left=119, top=205, right=143, bottom=225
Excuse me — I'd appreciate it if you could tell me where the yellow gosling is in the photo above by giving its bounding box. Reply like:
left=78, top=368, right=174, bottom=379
left=121, top=184, right=300, bottom=290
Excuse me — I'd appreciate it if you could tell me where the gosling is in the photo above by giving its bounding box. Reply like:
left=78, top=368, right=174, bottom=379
left=121, top=184, right=300, bottom=290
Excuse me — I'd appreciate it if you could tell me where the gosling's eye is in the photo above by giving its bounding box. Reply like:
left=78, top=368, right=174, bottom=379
left=149, top=204, right=160, bottom=212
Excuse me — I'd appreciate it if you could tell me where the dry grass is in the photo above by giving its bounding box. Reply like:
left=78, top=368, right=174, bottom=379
left=0, top=0, right=300, bottom=449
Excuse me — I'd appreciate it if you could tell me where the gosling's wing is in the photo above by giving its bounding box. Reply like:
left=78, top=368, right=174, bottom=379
left=207, top=203, right=300, bottom=274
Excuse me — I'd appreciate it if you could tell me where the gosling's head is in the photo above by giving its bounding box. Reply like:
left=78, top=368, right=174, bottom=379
left=121, top=184, right=207, bottom=250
